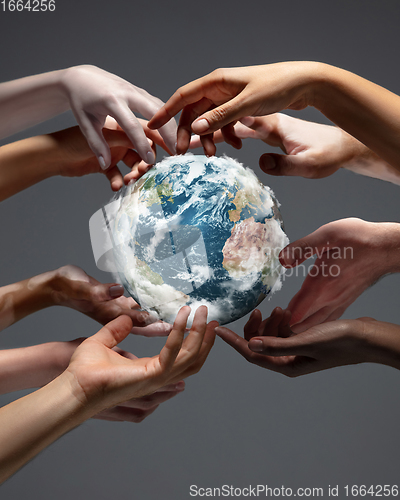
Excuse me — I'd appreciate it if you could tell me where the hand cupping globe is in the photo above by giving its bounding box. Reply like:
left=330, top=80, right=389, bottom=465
left=104, top=154, right=288, bottom=325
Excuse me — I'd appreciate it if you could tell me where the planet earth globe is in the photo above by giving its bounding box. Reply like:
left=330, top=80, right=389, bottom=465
left=108, top=154, right=288, bottom=326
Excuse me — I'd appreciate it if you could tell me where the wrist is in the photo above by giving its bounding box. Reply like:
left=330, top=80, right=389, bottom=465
left=48, top=341, right=80, bottom=382
left=57, top=368, right=104, bottom=421
left=27, top=270, right=59, bottom=310
left=47, top=267, right=75, bottom=307
left=375, top=223, right=400, bottom=274
left=355, top=319, right=400, bottom=370
left=60, top=65, right=95, bottom=100
left=310, top=63, right=356, bottom=111
left=27, top=134, right=63, bottom=179
left=298, top=62, right=334, bottom=109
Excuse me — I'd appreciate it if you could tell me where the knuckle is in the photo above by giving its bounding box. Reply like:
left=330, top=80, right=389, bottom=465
left=211, top=67, right=227, bottom=79
left=211, top=106, right=229, bottom=122
left=103, top=93, right=120, bottom=108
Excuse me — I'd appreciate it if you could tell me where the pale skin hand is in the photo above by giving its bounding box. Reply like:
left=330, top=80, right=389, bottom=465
left=191, top=113, right=400, bottom=184
left=0, top=307, right=217, bottom=483
left=278, top=218, right=400, bottom=333
left=0, top=119, right=169, bottom=199
left=0, top=265, right=171, bottom=336
left=0, top=339, right=186, bottom=423
left=0, top=64, right=177, bottom=168
left=216, top=307, right=400, bottom=377
left=149, top=61, right=400, bottom=174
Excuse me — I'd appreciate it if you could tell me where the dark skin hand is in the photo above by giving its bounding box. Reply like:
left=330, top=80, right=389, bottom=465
left=216, top=307, right=400, bottom=376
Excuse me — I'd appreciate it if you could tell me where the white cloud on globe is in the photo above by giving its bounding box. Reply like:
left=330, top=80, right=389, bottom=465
left=90, top=154, right=289, bottom=326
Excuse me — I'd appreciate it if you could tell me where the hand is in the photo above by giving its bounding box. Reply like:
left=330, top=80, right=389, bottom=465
left=0, top=338, right=185, bottom=424
left=58, top=340, right=186, bottom=423
left=0, top=314, right=204, bottom=483
left=148, top=62, right=318, bottom=156
left=278, top=218, right=400, bottom=332
left=216, top=307, right=400, bottom=376
left=65, top=306, right=217, bottom=414
left=93, top=382, right=185, bottom=423
left=192, top=114, right=373, bottom=178
left=49, top=120, right=169, bottom=191
left=63, top=65, right=177, bottom=168
left=51, top=265, right=171, bottom=336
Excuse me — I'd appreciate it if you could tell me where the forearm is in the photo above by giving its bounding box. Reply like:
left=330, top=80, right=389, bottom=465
left=0, top=271, right=56, bottom=331
left=312, top=63, right=400, bottom=173
left=357, top=319, right=400, bottom=370
left=0, top=69, right=69, bottom=140
left=334, top=127, right=400, bottom=184
left=374, top=222, right=400, bottom=274
left=0, top=372, right=90, bottom=483
left=0, top=134, right=62, bottom=201
left=0, top=342, right=72, bottom=394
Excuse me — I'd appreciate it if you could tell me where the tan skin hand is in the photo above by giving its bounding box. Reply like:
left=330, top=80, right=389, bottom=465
left=191, top=113, right=371, bottom=178
left=151, top=61, right=400, bottom=177
left=66, top=306, right=217, bottom=412
left=50, top=119, right=171, bottom=191
left=278, top=218, right=400, bottom=332
left=0, top=307, right=216, bottom=483
left=148, top=63, right=317, bottom=155
left=0, top=336, right=185, bottom=424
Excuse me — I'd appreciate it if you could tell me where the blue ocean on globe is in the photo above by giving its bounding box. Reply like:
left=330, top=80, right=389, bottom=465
left=108, top=154, right=289, bottom=326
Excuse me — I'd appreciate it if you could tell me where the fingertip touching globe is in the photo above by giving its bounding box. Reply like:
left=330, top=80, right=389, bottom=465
left=108, top=154, right=288, bottom=326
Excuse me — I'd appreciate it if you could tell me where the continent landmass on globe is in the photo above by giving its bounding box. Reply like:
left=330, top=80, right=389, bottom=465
left=107, top=154, right=289, bottom=326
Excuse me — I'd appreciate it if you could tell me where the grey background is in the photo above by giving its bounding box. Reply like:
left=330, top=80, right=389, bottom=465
left=0, top=0, right=399, bottom=498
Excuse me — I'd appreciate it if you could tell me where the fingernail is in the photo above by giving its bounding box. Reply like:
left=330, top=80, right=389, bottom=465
left=109, top=284, right=124, bottom=298
left=174, top=142, right=177, bottom=154
left=98, top=155, right=107, bottom=170
left=192, top=118, right=209, bottom=134
left=175, top=382, right=185, bottom=391
left=260, top=155, right=276, bottom=170
left=146, top=151, right=155, bottom=164
left=249, top=339, right=264, bottom=352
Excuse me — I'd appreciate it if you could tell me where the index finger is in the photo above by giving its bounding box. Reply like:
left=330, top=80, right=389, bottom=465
left=216, top=326, right=276, bottom=367
left=148, top=77, right=213, bottom=130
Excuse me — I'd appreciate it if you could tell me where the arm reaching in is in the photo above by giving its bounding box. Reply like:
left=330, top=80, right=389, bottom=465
left=149, top=62, right=400, bottom=176
left=216, top=307, right=400, bottom=376
left=0, top=119, right=169, bottom=198
left=0, top=65, right=177, bottom=168
left=0, top=339, right=186, bottom=423
left=278, top=218, right=400, bottom=332
left=190, top=114, right=400, bottom=184
left=0, top=265, right=171, bottom=336
left=0, top=307, right=217, bottom=483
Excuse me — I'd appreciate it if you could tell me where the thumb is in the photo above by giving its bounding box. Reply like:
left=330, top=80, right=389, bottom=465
left=259, top=152, right=315, bottom=178
left=191, top=93, right=250, bottom=134
left=92, top=315, right=133, bottom=349
left=279, top=225, right=330, bottom=268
